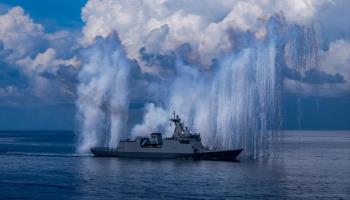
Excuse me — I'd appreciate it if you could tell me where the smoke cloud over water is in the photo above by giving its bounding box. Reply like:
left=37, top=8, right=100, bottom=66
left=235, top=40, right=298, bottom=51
left=0, top=1, right=348, bottom=158
left=76, top=33, right=130, bottom=153
left=131, top=16, right=318, bottom=158
left=76, top=17, right=321, bottom=158
left=74, top=0, right=346, bottom=158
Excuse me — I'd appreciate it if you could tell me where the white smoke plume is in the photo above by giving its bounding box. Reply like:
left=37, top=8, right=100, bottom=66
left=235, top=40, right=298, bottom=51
left=134, top=15, right=319, bottom=158
left=76, top=0, right=348, bottom=158
left=131, top=103, right=171, bottom=138
left=76, top=33, right=130, bottom=153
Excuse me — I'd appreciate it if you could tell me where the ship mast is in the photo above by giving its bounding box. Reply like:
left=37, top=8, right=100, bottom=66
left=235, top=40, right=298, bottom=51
left=170, top=111, right=189, bottom=139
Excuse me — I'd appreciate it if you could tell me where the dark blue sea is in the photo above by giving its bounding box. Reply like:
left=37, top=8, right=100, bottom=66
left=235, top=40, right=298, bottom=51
left=0, top=130, right=349, bottom=199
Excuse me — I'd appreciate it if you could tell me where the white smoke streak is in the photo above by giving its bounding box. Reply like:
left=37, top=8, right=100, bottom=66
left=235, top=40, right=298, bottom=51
left=131, top=103, right=170, bottom=138
left=77, top=1, right=327, bottom=158
left=133, top=16, right=290, bottom=158
left=76, top=33, right=129, bottom=153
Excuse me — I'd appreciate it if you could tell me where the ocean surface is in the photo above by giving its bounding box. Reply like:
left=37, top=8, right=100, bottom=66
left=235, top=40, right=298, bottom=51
left=0, top=130, right=349, bottom=199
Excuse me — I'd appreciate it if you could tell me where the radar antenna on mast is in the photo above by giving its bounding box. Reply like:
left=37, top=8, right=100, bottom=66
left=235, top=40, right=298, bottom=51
left=170, top=110, right=191, bottom=139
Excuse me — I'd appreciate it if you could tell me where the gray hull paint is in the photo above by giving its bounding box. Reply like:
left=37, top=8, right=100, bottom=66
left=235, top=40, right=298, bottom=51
left=92, top=149, right=186, bottom=159
left=91, top=148, right=243, bottom=161
left=91, top=112, right=243, bottom=161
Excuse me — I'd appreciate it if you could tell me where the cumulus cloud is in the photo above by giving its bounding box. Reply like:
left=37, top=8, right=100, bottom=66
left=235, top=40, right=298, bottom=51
left=283, top=67, right=346, bottom=85
left=16, top=48, right=79, bottom=75
left=81, top=0, right=334, bottom=67
left=0, top=6, right=47, bottom=59
left=284, top=39, right=350, bottom=96
left=321, top=39, right=350, bottom=82
left=0, top=6, right=80, bottom=104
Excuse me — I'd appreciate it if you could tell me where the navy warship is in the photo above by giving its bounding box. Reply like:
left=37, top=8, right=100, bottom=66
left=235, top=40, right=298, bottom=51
left=91, top=111, right=243, bottom=161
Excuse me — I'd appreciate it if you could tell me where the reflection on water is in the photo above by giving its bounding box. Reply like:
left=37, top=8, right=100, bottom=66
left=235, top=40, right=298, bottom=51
left=0, top=131, right=349, bottom=199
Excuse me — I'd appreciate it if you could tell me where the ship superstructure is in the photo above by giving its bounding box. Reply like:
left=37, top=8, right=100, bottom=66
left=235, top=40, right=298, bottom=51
left=91, top=111, right=242, bottom=161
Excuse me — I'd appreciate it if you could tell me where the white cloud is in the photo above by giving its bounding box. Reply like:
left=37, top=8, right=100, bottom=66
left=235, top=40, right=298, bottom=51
left=321, top=39, right=350, bottom=81
left=0, top=6, right=45, bottom=58
left=274, top=0, right=331, bottom=24
left=284, top=39, right=350, bottom=97
left=320, top=39, right=350, bottom=94
left=16, top=48, right=79, bottom=75
left=81, top=0, right=333, bottom=68
left=0, top=6, right=80, bottom=72
left=0, top=6, right=80, bottom=102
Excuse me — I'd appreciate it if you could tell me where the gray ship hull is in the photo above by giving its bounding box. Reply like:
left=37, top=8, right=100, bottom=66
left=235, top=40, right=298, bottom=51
left=91, top=111, right=243, bottom=161
left=91, top=148, right=243, bottom=161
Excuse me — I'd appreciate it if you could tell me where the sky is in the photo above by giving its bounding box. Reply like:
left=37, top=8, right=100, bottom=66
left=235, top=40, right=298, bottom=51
left=0, top=0, right=87, bottom=31
left=0, top=0, right=349, bottom=131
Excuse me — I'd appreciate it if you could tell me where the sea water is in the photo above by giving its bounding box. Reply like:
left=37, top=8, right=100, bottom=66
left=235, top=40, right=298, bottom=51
left=0, top=130, right=349, bottom=199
